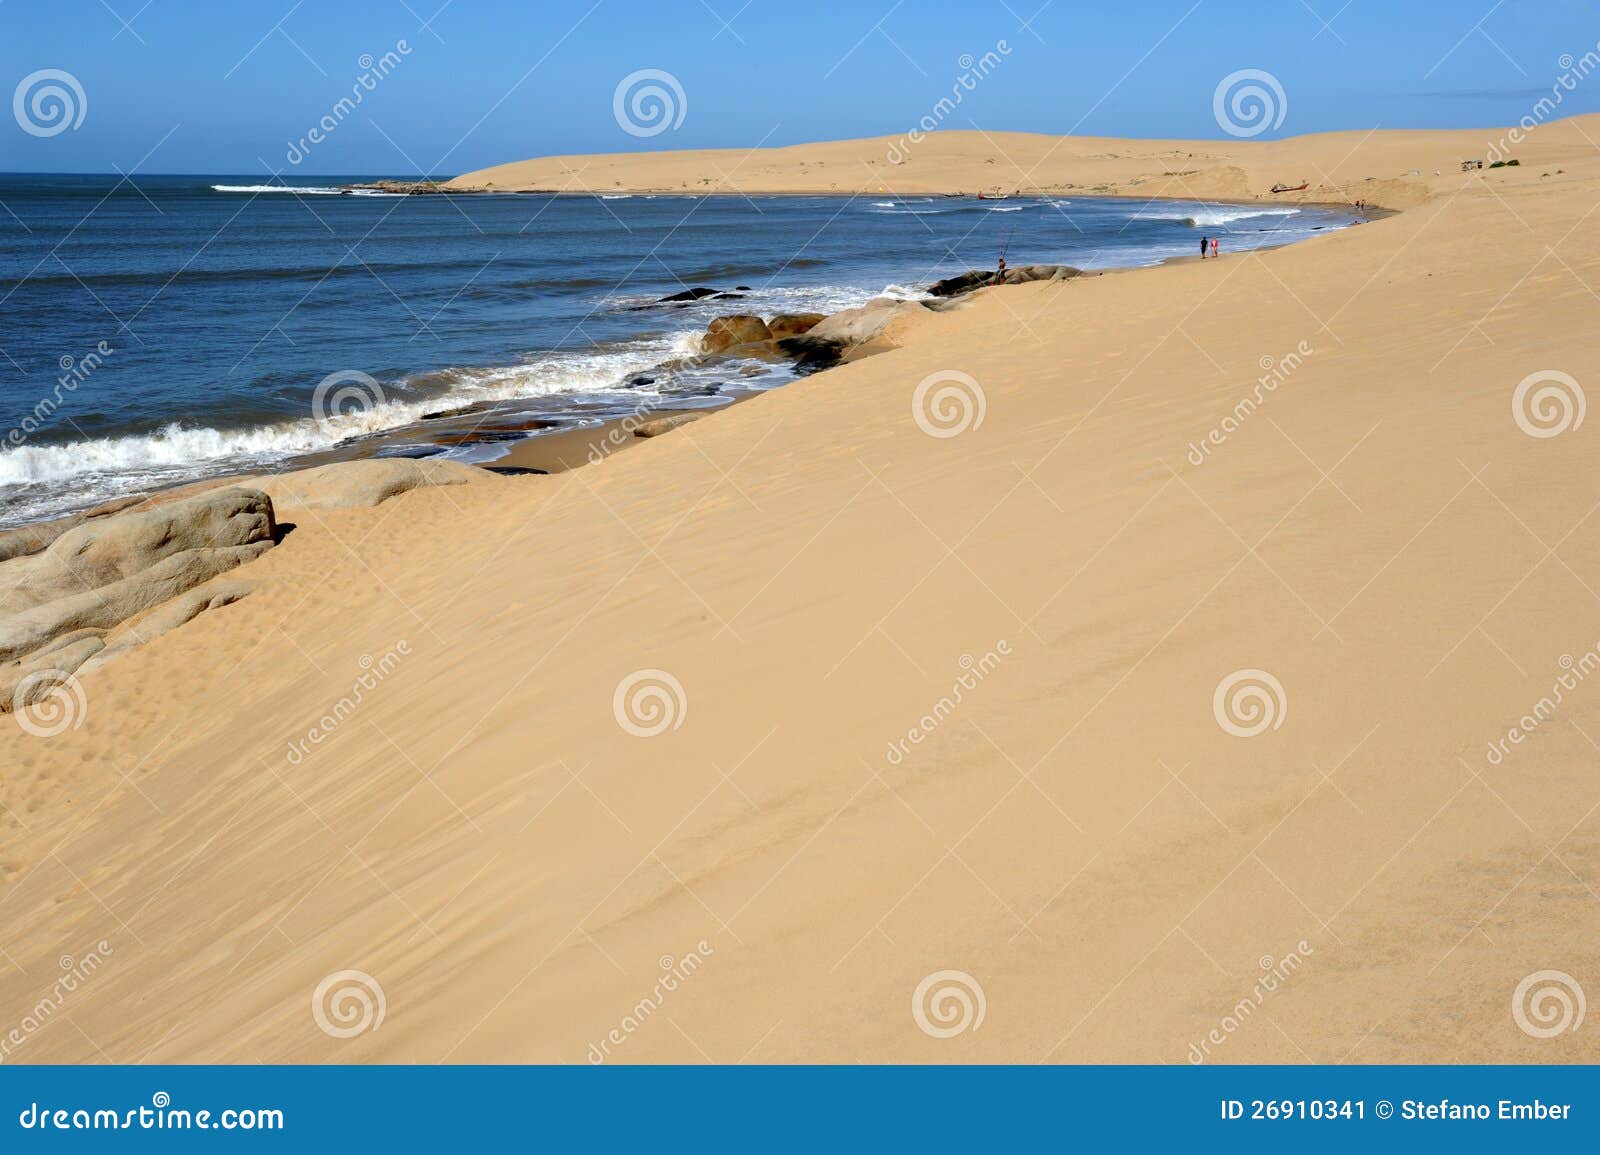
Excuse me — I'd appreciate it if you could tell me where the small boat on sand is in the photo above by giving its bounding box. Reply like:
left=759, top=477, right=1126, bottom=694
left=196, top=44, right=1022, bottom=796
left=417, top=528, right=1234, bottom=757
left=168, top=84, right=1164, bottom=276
left=1270, top=182, right=1309, bottom=194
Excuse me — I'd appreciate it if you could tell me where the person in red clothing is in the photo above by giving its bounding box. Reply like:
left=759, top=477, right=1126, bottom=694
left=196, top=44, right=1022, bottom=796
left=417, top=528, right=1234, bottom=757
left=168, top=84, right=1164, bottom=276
left=1210, top=236, right=1220, bottom=259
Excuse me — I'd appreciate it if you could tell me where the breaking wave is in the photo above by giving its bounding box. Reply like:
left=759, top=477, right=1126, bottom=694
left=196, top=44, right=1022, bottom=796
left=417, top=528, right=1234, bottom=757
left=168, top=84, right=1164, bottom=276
left=1135, top=206, right=1301, bottom=227
left=0, top=335, right=703, bottom=489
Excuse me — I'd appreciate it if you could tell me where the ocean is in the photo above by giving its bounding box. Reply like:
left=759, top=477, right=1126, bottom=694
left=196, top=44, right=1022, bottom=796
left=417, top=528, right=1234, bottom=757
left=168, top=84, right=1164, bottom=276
left=0, top=175, right=1359, bottom=527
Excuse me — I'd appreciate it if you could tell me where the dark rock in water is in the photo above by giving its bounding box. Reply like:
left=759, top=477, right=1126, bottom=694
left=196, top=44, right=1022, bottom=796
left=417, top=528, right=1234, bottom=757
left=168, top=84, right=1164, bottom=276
left=422, top=405, right=480, bottom=421
left=484, top=466, right=549, bottom=476
left=710, top=292, right=745, bottom=300
left=703, top=314, right=773, bottom=354
left=776, top=335, right=846, bottom=372
left=430, top=429, right=542, bottom=446
left=928, top=270, right=997, bottom=297
left=659, top=286, right=721, bottom=303
left=628, top=375, right=656, bottom=388
left=735, top=285, right=752, bottom=291
left=768, top=312, right=826, bottom=340
left=927, top=264, right=1083, bottom=298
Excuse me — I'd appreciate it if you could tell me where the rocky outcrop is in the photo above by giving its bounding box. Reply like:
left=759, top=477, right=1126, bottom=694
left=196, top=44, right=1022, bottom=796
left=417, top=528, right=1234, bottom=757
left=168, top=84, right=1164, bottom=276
left=244, top=459, right=489, bottom=512
left=767, top=313, right=826, bottom=340
left=776, top=299, right=935, bottom=370
left=0, top=496, right=144, bottom=564
left=702, top=315, right=773, bottom=354
left=0, top=487, right=274, bottom=618
left=0, top=629, right=107, bottom=713
left=690, top=299, right=938, bottom=374
left=927, top=264, right=1084, bottom=297
left=0, top=485, right=274, bottom=674
left=0, top=541, right=271, bottom=666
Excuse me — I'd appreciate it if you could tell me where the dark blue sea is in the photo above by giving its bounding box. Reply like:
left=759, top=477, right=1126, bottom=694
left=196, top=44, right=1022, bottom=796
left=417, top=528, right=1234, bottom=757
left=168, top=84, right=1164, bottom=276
left=0, top=174, right=1358, bottom=526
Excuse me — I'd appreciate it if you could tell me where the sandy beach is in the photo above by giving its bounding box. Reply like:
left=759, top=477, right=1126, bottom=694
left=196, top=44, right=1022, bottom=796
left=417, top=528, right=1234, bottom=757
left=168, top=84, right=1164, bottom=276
left=4, top=117, right=1600, bottom=1065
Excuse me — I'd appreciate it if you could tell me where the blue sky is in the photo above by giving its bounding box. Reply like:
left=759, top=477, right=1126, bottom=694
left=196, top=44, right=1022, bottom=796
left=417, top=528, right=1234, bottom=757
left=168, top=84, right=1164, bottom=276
left=2, top=0, right=1595, bottom=175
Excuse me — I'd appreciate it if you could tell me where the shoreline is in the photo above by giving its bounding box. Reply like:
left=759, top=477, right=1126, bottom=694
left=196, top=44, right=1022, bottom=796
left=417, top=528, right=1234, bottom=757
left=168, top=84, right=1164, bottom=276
left=1, top=196, right=1368, bottom=534
left=349, top=181, right=1401, bottom=214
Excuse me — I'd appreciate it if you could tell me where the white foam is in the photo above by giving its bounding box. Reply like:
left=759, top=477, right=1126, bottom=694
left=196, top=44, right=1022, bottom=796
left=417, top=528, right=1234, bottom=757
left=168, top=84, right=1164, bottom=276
left=1135, top=206, right=1301, bottom=227
left=211, top=184, right=349, bottom=195
left=0, top=336, right=701, bottom=489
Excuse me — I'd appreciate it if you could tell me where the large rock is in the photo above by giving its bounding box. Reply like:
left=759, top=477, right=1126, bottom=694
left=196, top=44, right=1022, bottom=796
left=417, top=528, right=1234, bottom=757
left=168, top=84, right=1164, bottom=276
left=0, top=542, right=270, bottom=665
left=0, top=496, right=144, bottom=564
left=246, top=459, right=489, bottom=512
left=773, top=299, right=934, bottom=371
left=767, top=313, right=826, bottom=340
left=702, top=314, right=773, bottom=354
left=0, top=487, right=273, bottom=616
left=0, top=629, right=107, bottom=714
left=805, top=299, right=928, bottom=344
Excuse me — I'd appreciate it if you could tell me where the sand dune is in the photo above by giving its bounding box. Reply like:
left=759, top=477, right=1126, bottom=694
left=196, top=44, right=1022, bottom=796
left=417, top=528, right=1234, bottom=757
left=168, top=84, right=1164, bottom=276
left=4, top=119, right=1600, bottom=1063
left=448, top=122, right=1574, bottom=209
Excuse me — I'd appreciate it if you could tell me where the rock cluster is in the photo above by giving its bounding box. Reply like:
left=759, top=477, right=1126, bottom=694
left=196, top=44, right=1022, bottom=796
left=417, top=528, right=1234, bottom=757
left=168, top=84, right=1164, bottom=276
left=927, top=264, right=1084, bottom=297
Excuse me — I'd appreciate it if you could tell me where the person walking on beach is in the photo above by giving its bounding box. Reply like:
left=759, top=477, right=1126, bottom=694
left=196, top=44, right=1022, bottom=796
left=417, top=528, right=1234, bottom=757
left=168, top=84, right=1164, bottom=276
left=1200, top=235, right=1209, bottom=260
left=1210, top=237, right=1220, bottom=259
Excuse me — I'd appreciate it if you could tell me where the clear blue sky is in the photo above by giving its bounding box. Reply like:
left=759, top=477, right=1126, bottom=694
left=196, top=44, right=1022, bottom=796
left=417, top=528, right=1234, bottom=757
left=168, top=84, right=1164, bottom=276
left=2, top=0, right=1595, bottom=175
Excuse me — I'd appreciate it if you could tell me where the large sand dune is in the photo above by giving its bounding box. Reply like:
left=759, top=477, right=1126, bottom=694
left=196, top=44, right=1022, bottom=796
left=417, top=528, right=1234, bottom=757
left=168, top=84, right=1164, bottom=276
left=4, top=119, right=1600, bottom=1063
left=449, top=123, right=1556, bottom=208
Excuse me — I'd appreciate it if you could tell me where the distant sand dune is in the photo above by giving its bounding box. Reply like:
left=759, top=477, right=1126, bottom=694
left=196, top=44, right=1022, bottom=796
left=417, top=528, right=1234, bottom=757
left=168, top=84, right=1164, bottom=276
left=446, top=123, right=1575, bottom=208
